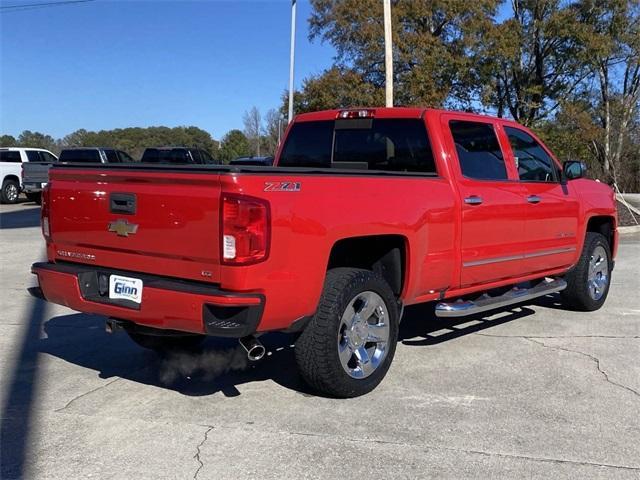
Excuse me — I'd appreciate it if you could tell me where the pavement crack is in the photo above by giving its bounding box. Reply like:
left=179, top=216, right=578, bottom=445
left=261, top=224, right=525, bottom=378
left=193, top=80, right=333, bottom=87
left=475, top=333, right=640, bottom=339
left=524, top=337, right=640, bottom=399
left=280, top=429, right=640, bottom=471
left=54, top=378, right=122, bottom=413
left=193, top=425, right=213, bottom=480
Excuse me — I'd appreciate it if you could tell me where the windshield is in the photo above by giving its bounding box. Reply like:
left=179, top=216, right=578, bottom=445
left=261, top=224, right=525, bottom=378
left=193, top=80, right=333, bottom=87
left=278, top=119, right=436, bottom=173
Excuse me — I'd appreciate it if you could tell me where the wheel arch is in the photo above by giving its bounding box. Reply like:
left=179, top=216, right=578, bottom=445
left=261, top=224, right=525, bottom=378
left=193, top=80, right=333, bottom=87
left=2, top=174, right=20, bottom=185
left=586, top=215, right=616, bottom=255
left=327, top=234, right=408, bottom=298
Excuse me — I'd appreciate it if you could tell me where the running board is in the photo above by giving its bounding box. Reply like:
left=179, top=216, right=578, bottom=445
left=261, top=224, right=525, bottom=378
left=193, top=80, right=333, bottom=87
left=435, top=278, right=567, bottom=318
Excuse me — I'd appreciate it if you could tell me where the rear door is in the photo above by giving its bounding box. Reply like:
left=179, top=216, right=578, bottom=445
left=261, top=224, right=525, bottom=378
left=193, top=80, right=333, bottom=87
left=443, top=115, right=527, bottom=287
left=503, top=125, right=580, bottom=273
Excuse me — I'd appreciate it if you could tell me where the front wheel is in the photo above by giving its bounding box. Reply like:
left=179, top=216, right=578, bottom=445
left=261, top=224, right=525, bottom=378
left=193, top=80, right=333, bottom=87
left=1, top=179, right=20, bottom=204
left=561, top=232, right=612, bottom=311
left=295, top=268, right=399, bottom=398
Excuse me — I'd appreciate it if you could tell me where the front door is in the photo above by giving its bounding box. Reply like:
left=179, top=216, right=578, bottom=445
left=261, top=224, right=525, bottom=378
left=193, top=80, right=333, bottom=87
left=502, top=126, right=580, bottom=274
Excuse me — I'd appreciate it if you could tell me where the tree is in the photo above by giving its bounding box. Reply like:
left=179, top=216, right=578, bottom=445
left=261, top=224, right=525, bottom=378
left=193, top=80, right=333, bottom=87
left=243, top=107, right=262, bottom=156
left=477, top=1, right=589, bottom=125
left=219, top=129, right=250, bottom=163
left=262, top=108, right=285, bottom=156
left=308, top=0, right=499, bottom=108
left=17, top=130, right=57, bottom=151
left=0, top=135, right=17, bottom=147
left=59, top=126, right=219, bottom=160
left=284, top=67, right=385, bottom=115
left=576, top=0, right=640, bottom=184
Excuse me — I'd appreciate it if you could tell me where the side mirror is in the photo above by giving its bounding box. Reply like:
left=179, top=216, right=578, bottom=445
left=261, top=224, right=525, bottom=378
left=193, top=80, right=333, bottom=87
left=563, top=160, right=587, bottom=182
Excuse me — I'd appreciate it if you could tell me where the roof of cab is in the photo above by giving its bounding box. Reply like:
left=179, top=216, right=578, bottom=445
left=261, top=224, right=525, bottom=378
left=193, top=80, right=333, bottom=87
left=293, top=107, right=507, bottom=124
left=294, top=107, right=426, bottom=122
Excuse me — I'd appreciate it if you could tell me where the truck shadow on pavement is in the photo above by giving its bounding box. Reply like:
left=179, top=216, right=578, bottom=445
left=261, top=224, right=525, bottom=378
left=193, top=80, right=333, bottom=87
left=36, top=300, right=540, bottom=399
left=0, top=205, right=41, bottom=229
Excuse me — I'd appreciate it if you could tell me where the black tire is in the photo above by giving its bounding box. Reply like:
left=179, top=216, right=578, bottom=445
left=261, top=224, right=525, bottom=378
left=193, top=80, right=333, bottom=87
left=1, top=179, right=20, bottom=204
left=26, top=192, right=42, bottom=205
left=126, top=329, right=205, bottom=353
left=561, top=232, right=612, bottom=311
left=295, top=268, right=399, bottom=398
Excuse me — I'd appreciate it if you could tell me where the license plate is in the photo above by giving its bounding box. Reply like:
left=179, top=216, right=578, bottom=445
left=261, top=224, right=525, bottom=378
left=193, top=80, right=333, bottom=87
left=109, top=275, right=143, bottom=304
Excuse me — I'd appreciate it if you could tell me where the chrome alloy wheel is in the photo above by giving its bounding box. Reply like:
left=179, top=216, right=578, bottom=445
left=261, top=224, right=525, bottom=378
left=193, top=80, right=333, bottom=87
left=337, top=291, right=390, bottom=379
left=587, top=245, right=609, bottom=301
left=5, top=183, right=18, bottom=202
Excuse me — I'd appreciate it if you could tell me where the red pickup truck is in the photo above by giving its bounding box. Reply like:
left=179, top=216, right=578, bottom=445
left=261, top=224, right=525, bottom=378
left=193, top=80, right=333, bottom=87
left=32, top=108, right=617, bottom=397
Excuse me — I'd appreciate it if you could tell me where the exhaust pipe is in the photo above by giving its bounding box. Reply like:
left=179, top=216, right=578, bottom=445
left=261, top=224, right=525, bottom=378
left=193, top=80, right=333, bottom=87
left=105, top=318, right=125, bottom=334
left=239, top=335, right=266, bottom=361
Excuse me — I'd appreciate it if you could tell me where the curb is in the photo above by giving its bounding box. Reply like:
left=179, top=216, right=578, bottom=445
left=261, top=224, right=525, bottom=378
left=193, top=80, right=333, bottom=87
left=618, top=225, right=640, bottom=235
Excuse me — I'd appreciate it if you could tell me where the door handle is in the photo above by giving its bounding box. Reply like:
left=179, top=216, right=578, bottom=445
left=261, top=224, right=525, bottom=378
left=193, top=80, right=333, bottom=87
left=464, top=195, right=483, bottom=205
left=527, top=195, right=541, bottom=204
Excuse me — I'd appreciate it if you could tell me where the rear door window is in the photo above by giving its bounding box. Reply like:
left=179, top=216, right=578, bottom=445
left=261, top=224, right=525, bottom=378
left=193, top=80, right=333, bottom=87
left=279, top=118, right=436, bottom=173
left=449, top=121, right=508, bottom=181
left=104, top=150, right=119, bottom=163
left=26, top=151, right=42, bottom=162
left=117, top=151, right=135, bottom=163
left=189, top=149, right=202, bottom=164
left=504, top=127, right=559, bottom=182
left=0, top=151, right=21, bottom=162
left=200, top=149, right=217, bottom=164
left=40, top=151, right=58, bottom=162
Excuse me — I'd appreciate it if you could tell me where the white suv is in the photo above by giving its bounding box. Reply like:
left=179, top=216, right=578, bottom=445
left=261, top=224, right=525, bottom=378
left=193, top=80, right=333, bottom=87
left=0, top=147, right=58, bottom=204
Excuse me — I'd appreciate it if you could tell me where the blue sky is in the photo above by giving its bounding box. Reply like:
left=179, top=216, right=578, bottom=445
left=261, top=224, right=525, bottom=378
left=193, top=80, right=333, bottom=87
left=0, top=0, right=336, bottom=140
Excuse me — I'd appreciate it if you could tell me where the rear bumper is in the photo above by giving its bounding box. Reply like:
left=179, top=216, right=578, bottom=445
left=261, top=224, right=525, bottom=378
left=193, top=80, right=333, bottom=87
left=31, top=262, right=264, bottom=337
left=22, top=182, right=45, bottom=193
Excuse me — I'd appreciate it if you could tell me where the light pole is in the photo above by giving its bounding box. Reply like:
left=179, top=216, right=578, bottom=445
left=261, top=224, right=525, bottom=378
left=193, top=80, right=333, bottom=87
left=288, top=0, right=297, bottom=123
left=383, top=0, right=393, bottom=107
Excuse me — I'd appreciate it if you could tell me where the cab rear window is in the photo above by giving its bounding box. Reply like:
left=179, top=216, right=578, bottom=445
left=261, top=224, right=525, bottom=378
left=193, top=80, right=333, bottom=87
left=59, top=150, right=102, bottom=163
left=279, top=119, right=436, bottom=174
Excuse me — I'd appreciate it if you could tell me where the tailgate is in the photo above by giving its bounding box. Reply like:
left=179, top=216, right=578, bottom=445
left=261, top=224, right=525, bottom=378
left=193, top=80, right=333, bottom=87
left=24, top=163, right=52, bottom=184
left=48, top=167, right=222, bottom=283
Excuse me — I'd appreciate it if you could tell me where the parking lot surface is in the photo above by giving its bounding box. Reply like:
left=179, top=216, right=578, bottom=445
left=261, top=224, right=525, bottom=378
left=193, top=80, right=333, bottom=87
left=1, top=201, right=639, bottom=479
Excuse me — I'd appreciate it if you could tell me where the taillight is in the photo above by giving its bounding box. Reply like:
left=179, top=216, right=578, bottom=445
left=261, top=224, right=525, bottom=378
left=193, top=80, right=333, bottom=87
left=221, top=194, right=270, bottom=265
left=41, top=184, right=51, bottom=240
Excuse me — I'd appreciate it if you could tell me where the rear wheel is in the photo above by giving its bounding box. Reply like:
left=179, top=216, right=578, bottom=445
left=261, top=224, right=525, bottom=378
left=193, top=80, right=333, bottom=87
left=295, top=268, right=399, bottom=398
left=126, top=329, right=205, bottom=352
left=1, top=179, right=20, bottom=204
left=26, top=192, right=42, bottom=204
left=561, top=232, right=612, bottom=311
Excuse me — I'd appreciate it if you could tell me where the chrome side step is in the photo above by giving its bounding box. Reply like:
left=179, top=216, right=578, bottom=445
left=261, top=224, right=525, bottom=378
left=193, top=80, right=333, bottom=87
left=435, top=278, right=567, bottom=318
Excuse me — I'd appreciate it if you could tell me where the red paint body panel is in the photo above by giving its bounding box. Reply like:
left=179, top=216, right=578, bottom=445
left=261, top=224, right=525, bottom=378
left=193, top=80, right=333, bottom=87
left=36, top=108, right=618, bottom=336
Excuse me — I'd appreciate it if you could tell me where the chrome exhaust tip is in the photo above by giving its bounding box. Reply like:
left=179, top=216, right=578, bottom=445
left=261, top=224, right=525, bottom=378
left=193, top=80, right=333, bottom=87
left=239, top=335, right=266, bottom=361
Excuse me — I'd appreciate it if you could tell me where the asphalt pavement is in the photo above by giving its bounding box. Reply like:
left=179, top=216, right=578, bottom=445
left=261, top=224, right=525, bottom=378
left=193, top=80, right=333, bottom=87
left=1, top=200, right=639, bottom=479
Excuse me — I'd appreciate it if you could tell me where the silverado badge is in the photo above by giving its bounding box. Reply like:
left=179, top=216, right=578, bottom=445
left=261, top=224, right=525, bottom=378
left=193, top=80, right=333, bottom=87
left=108, top=219, right=139, bottom=237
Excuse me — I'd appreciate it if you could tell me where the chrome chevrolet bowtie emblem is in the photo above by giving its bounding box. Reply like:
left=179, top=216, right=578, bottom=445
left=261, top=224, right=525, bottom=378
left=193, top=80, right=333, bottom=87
left=108, top=219, right=138, bottom=237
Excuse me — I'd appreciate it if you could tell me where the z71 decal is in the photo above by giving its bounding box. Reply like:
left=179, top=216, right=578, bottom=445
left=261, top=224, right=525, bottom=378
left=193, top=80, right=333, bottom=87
left=264, top=181, right=301, bottom=192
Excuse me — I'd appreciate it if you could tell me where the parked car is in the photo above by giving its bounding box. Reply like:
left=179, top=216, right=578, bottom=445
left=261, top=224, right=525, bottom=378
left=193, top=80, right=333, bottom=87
left=0, top=147, right=58, bottom=203
left=229, top=156, right=274, bottom=166
left=58, top=147, right=136, bottom=164
left=31, top=107, right=617, bottom=398
left=141, top=147, right=219, bottom=165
